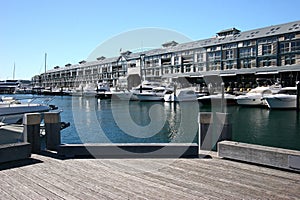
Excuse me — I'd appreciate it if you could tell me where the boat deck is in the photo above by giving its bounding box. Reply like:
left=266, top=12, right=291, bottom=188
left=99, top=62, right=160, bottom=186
left=0, top=153, right=299, bottom=199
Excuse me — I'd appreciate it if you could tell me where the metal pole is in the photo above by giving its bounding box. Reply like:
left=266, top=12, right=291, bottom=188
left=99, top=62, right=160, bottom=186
left=297, top=81, right=300, bottom=112
left=221, top=82, right=225, bottom=113
left=44, top=53, right=47, bottom=88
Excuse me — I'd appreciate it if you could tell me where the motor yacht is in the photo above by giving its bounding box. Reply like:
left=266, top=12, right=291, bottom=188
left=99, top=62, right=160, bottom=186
left=0, top=97, right=55, bottom=124
left=235, top=87, right=272, bottom=106
left=198, top=93, right=237, bottom=106
left=164, top=88, right=199, bottom=102
left=136, top=87, right=172, bottom=101
left=263, top=87, right=297, bottom=109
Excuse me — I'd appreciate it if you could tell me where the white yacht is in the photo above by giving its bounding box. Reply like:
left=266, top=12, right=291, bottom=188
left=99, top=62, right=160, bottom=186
left=263, top=87, right=297, bottom=109
left=235, top=87, right=273, bottom=106
left=135, top=87, right=172, bottom=101
left=111, top=89, right=134, bottom=101
left=0, top=97, right=55, bottom=124
left=164, top=88, right=198, bottom=102
left=198, top=93, right=237, bottom=106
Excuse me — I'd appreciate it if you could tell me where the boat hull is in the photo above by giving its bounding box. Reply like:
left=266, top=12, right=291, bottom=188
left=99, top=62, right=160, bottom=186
left=236, top=96, right=267, bottom=106
left=135, top=93, right=164, bottom=101
left=264, top=95, right=297, bottom=109
left=0, top=104, right=50, bottom=124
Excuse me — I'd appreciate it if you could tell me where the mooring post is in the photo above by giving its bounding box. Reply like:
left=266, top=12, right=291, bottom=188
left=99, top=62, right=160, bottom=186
left=44, top=112, right=61, bottom=151
left=199, top=112, right=213, bottom=151
left=215, top=112, right=232, bottom=142
left=23, top=113, right=41, bottom=153
left=297, top=81, right=300, bottom=112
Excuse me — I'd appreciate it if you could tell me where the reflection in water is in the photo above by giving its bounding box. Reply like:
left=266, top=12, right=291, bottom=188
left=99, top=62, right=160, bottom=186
left=41, top=95, right=300, bottom=150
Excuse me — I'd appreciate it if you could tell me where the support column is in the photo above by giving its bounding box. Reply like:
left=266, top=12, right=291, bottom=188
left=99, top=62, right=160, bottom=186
left=44, top=112, right=61, bottom=151
left=23, top=113, right=41, bottom=153
left=199, top=112, right=213, bottom=151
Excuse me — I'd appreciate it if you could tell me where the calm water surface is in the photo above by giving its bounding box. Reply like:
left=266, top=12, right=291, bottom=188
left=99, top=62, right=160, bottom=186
left=10, top=95, right=300, bottom=151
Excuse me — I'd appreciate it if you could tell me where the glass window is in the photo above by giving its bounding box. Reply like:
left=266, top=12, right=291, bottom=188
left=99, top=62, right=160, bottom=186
left=291, top=41, right=300, bottom=52
left=208, top=51, right=221, bottom=61
left=262, top=44, right=272, bottom=55
left=226, top=49, right=233, bottom=59
left=280, top=42, right=290, bottom=53
left=197, top=53, right=204, bottom=63
left=285, top=55, right=296, bottom=65
left=197, top=63, right=205, bottom=71
left=284, top=33, right=295, bottom=40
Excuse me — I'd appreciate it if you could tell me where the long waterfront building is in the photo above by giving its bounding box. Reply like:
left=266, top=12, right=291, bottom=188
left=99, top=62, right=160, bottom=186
left=32, top=20, right=300, bottom=89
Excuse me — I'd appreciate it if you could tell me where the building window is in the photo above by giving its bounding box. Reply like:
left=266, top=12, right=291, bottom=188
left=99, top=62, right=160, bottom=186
left=291, top=41, right=300, bottom=52
left=174, top=57, right=180, bottom=65
left=262, top=44, right=272, bottom=55
left=259, top=58, right=276, bottom=67
left=226, top=49, right=233, bottom=59
left=285, top=55, right=296, bottom=65
left=208, top=51, right=221, bottom=61
left=174, top=66, right=180, bottom=73
left=197, top=63, right=205, bottom=71
left=240, top=59, right=254, bottom=68
left=197, top=53, right=204, bottom=63
left=164, top=68, right=169, bottom=74
left=208, top=62, right=221, bottom=71
left=284, top=33, right=295, bottom=40
left=223, top=60, right=237, bottom=70
left=280, top=42, right=290, bottom=53
left=185, top=65, right=191, bottom=72
left=240, top=47, right=256, bottom=58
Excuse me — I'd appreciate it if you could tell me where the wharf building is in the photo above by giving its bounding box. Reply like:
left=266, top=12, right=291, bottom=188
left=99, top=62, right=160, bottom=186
left=32, top=20, right=300, bottom=90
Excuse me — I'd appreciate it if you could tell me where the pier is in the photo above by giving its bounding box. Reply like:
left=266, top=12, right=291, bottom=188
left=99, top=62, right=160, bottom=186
left=1, top=152, right=300, bottom=199
left=1, top=112, right=300, bottom=199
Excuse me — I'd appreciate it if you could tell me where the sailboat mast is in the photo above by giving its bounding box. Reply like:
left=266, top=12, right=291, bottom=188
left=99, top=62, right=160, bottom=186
left=13, top=62, right=15, bottom=80
left=44, top=53, right=47, bottom=87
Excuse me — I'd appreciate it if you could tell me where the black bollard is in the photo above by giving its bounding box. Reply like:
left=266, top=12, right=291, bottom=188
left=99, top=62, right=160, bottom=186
left=44, top=112, right=61, bottom=151
left=23, top=113, right=41, bottom=153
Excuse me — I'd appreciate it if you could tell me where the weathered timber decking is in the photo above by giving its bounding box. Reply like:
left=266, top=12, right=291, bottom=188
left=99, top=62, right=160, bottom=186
left=0, top=154, right=299, bottom=199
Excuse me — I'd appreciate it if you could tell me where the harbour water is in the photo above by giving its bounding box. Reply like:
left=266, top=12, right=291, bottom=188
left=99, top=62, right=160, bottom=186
left=58, top=95, right=300, bottom=151
left=6, top=94, right=300, bottom=151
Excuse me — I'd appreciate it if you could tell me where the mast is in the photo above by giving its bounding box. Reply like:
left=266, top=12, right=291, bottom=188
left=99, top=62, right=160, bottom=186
left=44, top=53, right=47, bottom=87
left=13, top=62, right=15, bottom=80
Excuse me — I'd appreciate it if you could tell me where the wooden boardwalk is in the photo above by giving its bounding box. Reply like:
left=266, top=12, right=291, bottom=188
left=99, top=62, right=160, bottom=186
left=0, top=153, right=299, bottom=199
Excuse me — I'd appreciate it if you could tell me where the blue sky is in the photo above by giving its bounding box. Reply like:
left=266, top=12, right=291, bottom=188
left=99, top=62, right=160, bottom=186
left=0, top=0, right=299, bottom=80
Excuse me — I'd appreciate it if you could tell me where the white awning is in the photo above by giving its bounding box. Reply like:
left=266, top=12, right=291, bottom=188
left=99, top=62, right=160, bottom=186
left=220, top=73, right=237, bottom=77
left=255, top=71, right=278, bottom=75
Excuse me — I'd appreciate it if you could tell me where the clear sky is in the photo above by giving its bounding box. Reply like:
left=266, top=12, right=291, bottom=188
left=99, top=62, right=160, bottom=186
left=0, top=0, right=299, bottom=80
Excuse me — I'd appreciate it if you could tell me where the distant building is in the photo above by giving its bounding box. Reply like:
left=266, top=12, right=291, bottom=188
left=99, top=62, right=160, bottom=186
left=32, top=20, right=300, bottom=89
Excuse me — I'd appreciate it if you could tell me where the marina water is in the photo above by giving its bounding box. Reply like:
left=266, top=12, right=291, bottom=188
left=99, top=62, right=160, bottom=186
left=10, top=95, right=300, bottom=151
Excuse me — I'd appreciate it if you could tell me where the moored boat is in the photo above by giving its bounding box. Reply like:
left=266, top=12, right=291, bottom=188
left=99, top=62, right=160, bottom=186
left=136, top=87, right=172, bottom=101
left=0, top=97, right=56, bottom=124
left=198, top=93, right=237, bottom=106
left=235, top=87, right=272, bottom=106
left=164, top=88, right=198, bottom=102
left=263, top=87, right=297, bottom=109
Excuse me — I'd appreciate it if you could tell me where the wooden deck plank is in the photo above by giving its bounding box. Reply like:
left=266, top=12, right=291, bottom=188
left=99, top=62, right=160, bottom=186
left=90, top=159, right=229, bottom=199
left=48, top=158, right=197, bottom=200
left=172, top=159, right=300, bottom=199
left=1, top=171, right=47, bottom=200
left=32, top=158, right=132, bottom=199
left=0, top=154, right=300, bottom=199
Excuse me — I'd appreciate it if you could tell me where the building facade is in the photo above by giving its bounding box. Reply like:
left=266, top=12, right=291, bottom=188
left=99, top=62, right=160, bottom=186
left=32, top=20, right=300, bottom=89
